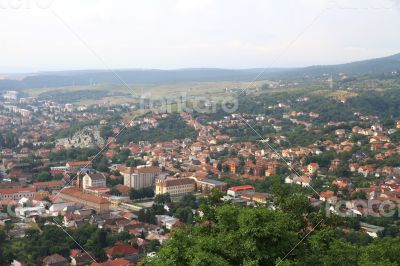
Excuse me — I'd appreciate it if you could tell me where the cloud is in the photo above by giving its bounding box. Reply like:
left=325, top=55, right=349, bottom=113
left=0, top=0, right=399, bottom=72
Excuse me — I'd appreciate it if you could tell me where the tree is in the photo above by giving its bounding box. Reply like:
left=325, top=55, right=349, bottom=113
left=94, top=158, right=109, bottom=172
left=146, top=240, right=161, bottom=253
left=146, top=205, right=299, bottom=266
left=110, top=188, right=121, bottom=196
left=154, top=193, right=171, bottom=205
left=207, top=188, right=224, bottom=206
left=37, top=171, right=51, bottom=182
left=130, top=187, right=155, bottom=200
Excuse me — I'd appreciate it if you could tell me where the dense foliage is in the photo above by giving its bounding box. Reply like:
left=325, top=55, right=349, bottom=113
left=117, top=114, right=197, bottom=143
left=0, top=223, right=130, bottom=265
left=145, top=202, right=400, bottom=266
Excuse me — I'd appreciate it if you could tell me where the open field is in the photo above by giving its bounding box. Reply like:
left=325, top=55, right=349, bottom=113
left=22, top=80, right=271, bottom=105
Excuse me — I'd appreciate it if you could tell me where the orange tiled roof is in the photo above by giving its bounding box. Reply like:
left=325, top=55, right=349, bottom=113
left=60, top=187, right=109, bottom=204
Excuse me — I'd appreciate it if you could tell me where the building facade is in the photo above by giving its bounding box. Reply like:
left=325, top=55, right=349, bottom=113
left=81, top=172, right=106, bottom=189
left=59, top=187, right=110, bottom=213
left=0, top=187, right=36, bottom=201
left=155, top=178, right=195, bottom=197
left=122, top=166, right=160, bottom=189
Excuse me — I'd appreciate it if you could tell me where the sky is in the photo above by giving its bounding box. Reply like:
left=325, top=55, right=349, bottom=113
left=0, top=0, right=399, bottom=73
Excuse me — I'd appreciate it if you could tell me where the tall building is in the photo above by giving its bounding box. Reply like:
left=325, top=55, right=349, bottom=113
left=3, top=90, right=18, bottom=101
left=121, top=166, right=160, bottom=189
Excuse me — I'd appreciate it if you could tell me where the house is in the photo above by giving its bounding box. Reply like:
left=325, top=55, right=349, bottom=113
left=70, top=249, right=93, bottom=266
left=296, top=175, right=311, bottom=187
left=358, top=165, right=375, bottom=177
left=191, top=142, right=202, bottom=152
left=227, top=185, right=255, bottom=198
left=349, top=163, right=359, bottom=172
left=307, top=163, right=319, bottom=175
left=155, top=215, right=180, bottom=229
left=371, top=124, right=383, bottom=132
left=286, top=174, right=311, bottom=187
left=224, top=158, right=239, bottom=173
left=285, top=173, right=297, bottom=184
left=90, top=258, right=134, bottom=266
left=329, top=159, right=341, bottom=172
left=43, top=253, right=68, bottom=266
left=114, top=184, right=131, bottom=196
left=106, top=242, right=139, bottom=259
left=264, top=161, right=280, bottom=176
left=335, top=129, right=346, bottom=136
left=319, top=190, right=337, bottom=204
left=332, top=180, right=348, bottom=189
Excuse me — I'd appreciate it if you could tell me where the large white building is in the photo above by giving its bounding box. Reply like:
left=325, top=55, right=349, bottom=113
left=122, top=166, right=160, bottom=189
left=3, top=90, right=18, bottom=101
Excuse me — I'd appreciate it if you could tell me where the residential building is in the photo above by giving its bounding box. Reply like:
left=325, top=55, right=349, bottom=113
left=106, top=242, right=138, bottom=259
left=307, top=163, right=319, bottom=174
left=70, top=249, right=93, bottom=266
left=43, top=254, right=68, bottom=266
left=90, top=258, right=134, bottom=266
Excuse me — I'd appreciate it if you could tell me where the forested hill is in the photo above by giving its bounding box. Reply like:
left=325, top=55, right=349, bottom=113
left=0, top=68, right=283, bottom=91
left=278, top=52, right=400, bottom=79
left=1, top=52, right=400, bottom=91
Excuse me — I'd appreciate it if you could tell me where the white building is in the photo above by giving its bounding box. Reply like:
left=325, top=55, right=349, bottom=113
left=81, top=172, right=106, bottom=189
left=122, top=166, right=160, bottom=189
left=15, top=206, right=46, bottom=217
left=3, top=90, right=18, bottom=101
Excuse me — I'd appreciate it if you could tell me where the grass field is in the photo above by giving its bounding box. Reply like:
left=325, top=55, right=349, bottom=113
left=22, top=80, right=271, bottom=105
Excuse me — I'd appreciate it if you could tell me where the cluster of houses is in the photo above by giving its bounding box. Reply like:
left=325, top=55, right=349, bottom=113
left=3, top=92, right=400, bottom=264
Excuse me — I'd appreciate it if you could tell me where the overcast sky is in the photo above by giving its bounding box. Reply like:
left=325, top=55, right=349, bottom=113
left=0, top=0, right=399, bottom=72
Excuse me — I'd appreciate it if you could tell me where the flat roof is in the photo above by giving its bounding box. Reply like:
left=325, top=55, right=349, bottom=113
left=198, top=179, right=227, bottom=186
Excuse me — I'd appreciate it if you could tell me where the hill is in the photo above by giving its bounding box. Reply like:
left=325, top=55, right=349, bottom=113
left=1, top=53, right=400, bottom=91
left=279, top=52, right=400, bottom=78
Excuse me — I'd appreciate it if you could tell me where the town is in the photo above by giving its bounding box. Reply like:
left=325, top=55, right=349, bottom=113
left=2, top=66, right=400, bottom=266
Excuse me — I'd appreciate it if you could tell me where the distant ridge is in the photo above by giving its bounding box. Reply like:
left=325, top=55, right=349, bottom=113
left=279, top=52, right=400, bottom=78
left=0, top=53, right=399, bottom=90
